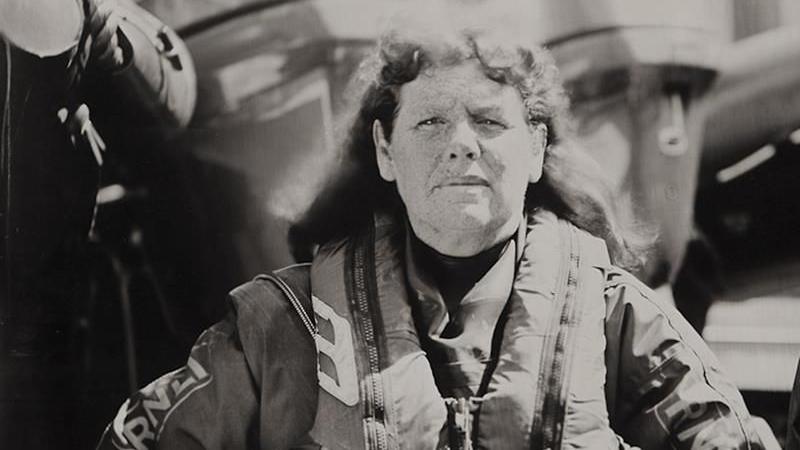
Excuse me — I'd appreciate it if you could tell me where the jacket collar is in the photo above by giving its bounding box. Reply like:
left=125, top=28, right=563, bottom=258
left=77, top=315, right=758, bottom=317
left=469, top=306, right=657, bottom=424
left=403, top=216, right=525, bottom=338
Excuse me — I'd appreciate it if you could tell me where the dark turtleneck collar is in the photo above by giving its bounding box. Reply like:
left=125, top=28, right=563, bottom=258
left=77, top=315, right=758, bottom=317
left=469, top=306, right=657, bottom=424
left=409, top=232, right=508, bottom=317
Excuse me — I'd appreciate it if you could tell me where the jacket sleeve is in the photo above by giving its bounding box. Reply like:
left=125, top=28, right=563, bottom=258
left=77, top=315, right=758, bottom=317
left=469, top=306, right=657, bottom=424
left=603, top=268, right=766, bottom=449
left=96, top=273, right=319, bottom=450
left=95, top=308, right=259, bottom=450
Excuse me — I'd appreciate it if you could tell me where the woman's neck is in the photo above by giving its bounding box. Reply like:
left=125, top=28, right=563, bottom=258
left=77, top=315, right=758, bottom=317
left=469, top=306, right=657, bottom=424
left=410, top=233, right=507, bottom=316
left=406, top=213, right=522, bottom=258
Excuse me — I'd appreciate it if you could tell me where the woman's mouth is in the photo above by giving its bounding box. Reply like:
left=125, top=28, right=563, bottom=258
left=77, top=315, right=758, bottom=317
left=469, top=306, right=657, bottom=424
left=439, top=176, right=490, bottom=187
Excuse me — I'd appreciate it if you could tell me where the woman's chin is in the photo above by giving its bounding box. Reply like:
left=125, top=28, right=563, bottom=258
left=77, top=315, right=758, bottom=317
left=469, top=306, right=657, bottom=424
left=431, top=205, right=497, bottom=232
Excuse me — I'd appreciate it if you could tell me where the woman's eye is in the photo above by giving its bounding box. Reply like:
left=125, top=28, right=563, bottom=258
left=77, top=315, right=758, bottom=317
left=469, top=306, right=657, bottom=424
left=475, top=117, right=507, bottom=129
left=416, top=117, right=445, bottom=128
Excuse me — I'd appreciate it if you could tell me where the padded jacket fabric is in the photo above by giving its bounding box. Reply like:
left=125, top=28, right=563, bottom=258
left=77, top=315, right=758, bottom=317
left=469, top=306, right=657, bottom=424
left=97, top=211, right=764, bottom=449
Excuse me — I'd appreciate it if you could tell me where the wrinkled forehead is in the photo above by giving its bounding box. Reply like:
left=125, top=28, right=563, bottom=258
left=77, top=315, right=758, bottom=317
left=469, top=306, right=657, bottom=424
left=396, top=61, right=527, bottom=116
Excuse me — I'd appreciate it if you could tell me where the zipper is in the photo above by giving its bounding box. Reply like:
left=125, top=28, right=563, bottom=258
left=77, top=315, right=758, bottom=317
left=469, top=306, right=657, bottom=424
left=260, top=274, right=317, bottom=339
left=351, top=231, right=389, bottom=450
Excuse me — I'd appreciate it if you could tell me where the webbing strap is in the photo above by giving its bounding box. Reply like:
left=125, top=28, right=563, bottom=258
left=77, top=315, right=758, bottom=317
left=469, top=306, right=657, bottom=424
left=530, top=220, right=582, bottom=449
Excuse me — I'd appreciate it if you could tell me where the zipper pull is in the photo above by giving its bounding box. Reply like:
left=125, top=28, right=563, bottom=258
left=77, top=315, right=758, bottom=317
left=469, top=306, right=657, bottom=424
left=445, top=397, right=478, bottom=450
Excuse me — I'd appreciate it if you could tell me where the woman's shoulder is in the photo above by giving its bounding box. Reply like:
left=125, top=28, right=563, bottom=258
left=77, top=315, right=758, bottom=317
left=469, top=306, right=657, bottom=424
left=226, top=263, right=313, bottom=334
left=601, top=264, right=714, bottom=365
left=601, top=265, right=671, bottom=321
left=223, top=263, right=315, bottom=375
left=603, top=266, right=650, bottom=297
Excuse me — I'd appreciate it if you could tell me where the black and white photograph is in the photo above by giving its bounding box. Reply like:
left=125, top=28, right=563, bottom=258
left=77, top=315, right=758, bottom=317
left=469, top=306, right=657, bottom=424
left=1, top=0, right=799, bottom=448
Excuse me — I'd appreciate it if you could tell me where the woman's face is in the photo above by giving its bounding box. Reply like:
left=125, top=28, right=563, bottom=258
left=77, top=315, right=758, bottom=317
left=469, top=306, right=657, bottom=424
left=373, top=61, right=547, bottom=256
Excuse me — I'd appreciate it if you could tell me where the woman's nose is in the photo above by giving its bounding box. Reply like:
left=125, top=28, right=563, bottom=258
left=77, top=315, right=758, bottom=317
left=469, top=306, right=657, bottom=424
left=447, top=121, right=481, bottom=161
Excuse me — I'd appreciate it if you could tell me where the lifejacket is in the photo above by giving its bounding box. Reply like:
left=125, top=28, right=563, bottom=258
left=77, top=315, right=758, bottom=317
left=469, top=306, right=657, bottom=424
left=265, top=210, right=618, bottom=449
left=97, top=210, right=766, bottom=450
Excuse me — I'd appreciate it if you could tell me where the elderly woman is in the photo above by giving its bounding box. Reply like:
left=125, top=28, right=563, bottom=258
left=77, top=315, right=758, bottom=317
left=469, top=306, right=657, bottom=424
left=98, top=22, right=765, bottom=450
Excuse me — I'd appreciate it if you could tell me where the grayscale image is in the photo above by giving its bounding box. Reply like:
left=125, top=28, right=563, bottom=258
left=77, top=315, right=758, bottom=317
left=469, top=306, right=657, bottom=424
left=1, top=0, right=799, bottom=448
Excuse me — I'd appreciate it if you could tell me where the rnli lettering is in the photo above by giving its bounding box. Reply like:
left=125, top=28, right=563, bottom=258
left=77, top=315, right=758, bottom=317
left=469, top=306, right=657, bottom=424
left=111, top=356, right=212, bottom=450
left=655, top=390, right=741, bottom=449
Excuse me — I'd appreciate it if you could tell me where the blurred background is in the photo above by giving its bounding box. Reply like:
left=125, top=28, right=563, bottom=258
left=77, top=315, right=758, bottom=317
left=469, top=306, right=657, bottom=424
left=2, top=0, right=800, bottom=448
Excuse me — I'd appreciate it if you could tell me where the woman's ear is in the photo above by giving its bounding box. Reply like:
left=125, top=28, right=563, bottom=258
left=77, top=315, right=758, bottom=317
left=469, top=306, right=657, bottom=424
left=373, top=120, right=396, bottom=182
left=536, top=123, right=548, bottom=146
left=529, top=123, right=548, bottom=183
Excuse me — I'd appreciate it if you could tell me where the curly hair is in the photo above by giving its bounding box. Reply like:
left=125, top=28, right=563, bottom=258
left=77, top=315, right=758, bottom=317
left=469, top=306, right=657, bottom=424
left=289, top=24, right=651, bottom=271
